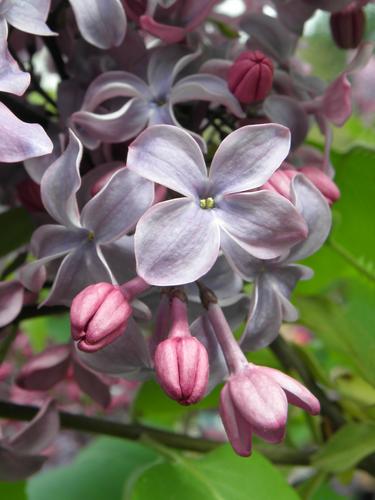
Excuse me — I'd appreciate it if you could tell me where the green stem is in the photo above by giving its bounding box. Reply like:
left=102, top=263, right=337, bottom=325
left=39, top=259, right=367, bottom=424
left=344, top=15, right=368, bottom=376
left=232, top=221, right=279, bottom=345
left=327, top=238, right=375, bottom=282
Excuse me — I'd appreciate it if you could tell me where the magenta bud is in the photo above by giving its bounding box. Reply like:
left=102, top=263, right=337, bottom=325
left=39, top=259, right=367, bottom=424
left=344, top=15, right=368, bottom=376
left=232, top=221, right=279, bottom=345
left=228, top=50, right=273, bottom=104
left=154, top=336, right=209, bottom=405
left=70, top=283, right=132, bottom=352
left=299, top=166, right=340, bottom=205
left=330, top=6, right=366, bottom=50
left=16, top=179, right=44, bottom=213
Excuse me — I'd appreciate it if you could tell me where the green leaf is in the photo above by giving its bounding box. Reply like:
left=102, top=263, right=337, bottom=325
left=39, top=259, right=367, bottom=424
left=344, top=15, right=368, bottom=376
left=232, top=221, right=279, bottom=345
left=133, top=380, right=220, bottom=427
left=312, top=423, right=375, bottom=473
left=0, top=481, right=27, bottom=500
left=0, top=208, right=33, bottom=258
left=28, top=438, right=159, bottom=500
left=128, top=445, right=299, bottom=500
left=297, top=277, right=375, bottom=387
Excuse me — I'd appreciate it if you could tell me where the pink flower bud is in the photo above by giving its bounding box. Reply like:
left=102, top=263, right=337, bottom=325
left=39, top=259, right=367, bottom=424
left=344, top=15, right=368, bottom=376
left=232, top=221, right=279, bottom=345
left=330, top=6, right=366, bottom=50
left=220, top=364, right=320, bottom=456
left=228, top=50, right=273, bottom=104
left=299, top=166, right=340, bottom=205
left=154, top=336, right=209, bottom=405
left=70, top=283, right=132, bottom=352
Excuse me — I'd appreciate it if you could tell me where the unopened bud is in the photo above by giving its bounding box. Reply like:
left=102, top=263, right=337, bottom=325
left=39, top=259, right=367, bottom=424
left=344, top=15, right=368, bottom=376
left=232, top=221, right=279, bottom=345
left=16, top=179, right=44, bottom=213
left=330, top=6, right=366, bottom=50
left=154, top=336, right=209, bottom=405
left=228, top=50, right=273, bottom=104
left=70, top=283, right=132, bottom=352
left=299, top=166, right=340, bottom=205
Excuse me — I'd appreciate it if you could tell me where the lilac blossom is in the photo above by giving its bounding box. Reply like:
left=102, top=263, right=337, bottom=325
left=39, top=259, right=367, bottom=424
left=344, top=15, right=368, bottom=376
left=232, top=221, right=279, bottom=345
left=20, top=131, right=154, bottom=305
left=69, top=0, right=127, bottom=49
left=70, top=45, right=244, bottom=151
left=0, top=399, right=59, bottom=481
left=0, top=0, right=56, bottom=39
left=127, top=123, right=308, bottom=286
left=221, top=174, right=332, bottom=351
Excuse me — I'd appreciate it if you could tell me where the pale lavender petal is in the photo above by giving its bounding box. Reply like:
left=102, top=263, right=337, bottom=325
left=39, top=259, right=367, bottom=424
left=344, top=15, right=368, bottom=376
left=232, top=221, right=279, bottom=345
left=0, top=33, right=30, bottom=95
left=76, top=318, right=153, bottom=379
left=346, top=42, right=374, bottom=74
left=72, top=357, right=111, bottom=407
left=134, top=198, right=220, bottom=286
left=81, top=168, right=154, bottom=243
left=9, top=399, right=59, bottom=454
left=71, top=97, right=149, bottom=149
left=81, top=71, right=150, bottom=111
left=0, top=102, right=53, bottom=163
left=219, top=383, right=252, bottom=457
left=273, top=0, right=315, bottom=35
left=41, top=130, right=82, bottom=228
left=271, top=265, right=312, bottom=319
left=288, top=174, right=332, bottom=262
left=199, top=59, right=232, bottom=80
left=0, top=280, right=24, bottom=327
left=127, top=125, right=207, bottom=197
left=0, top=447, right=46, bottom=481
left=216, top=191, right=307, bottom=259
left=257, top=366, right=320, bottom=415
left=42, top=243, right=113, bottom=306
left=100, top=234, right=136, bottom=284
left=69, top=0, right=126, bottom=49
left=322, top=74, right=351, bottom=127
left=31, top=225, right=86, bottom=259
left=2, top=0, right=56, bottom=36
left=209, top=124, right=291, bottom=196
left=263, top=96, right=309, bottom=149
left=147, top=45, right=200, bottom=97
left=171, top=74, right=244, bottom=119
left=241, top=275, right=283, bottom=352
left=220, top=230, right=260, bottom=281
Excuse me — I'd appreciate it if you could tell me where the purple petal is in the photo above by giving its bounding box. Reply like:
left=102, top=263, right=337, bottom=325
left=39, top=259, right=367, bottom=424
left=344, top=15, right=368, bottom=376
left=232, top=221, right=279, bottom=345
left=171, top=74, right=244, bottom=119
left=216, top=191, right=307, bottom=259
left=69, top=0, right=126, bottom=49
left=16, top=344, right=71, bottom=391
left=147, top=45, right=200, bottom=98
left=80, top=71, right=151, bottom=110
left=322, top=74, right=351, bottom=127
left=288, top=174, right=332, bottom=262
left=263, top=96, right=309, bottom=150
left=0, top=280, right=24, bottom=327
left=2, top=0, right=56, bottom=36
left=127, top=124, right=207, bottom=197
left=100, top=234, right=136, bottom=284
left=42, top=243, right=113, bottom=306
left=9, top=399, right=59, bottom=454
left=76, top=318, right=153, bottom=379
left=219, top=383, right=252, bottom=457
left=240, top=13, right=297, bottom=64
left=134, top=198, right=220, bottom=286
left=72, top=357, right=111, bottom=407
left=0, top=446, right=46, bottom=481
left=209, top=124, right=291, bottom=196
left=81, top=168, right=154, bottom=243
left=220, top=230, right=260, bottom=281
left=0, top=29, right=30, bottom=95
left=71, top=97, right=149, bottom=149
left=0, top=102, right=53, bottom=162
left=257, top=366, right=320, bottom=415
left=241, top=275, right=283, bottom=352
left=41, top=130, right=82, bottom=228
left=273, top=0, right=315, bottom=35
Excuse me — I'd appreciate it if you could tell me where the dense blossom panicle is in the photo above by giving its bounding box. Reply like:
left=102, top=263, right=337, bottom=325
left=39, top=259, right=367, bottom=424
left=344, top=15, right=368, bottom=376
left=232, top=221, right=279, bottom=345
left=0, top=0, right=372, bottom=471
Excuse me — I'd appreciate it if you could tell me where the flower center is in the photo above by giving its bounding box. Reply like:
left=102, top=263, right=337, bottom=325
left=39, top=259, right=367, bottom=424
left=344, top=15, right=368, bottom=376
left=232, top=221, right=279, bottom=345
left=199, top=197, right=215, bottom=209
left=87, top=231, right=95, bottom=241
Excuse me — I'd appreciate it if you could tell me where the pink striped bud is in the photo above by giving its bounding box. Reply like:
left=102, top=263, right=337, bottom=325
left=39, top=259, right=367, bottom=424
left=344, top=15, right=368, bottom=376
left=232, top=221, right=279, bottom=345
left=330, top=5, right=366, bottom=50
left=154, top=336, right=209, bottom=405
left=70, top=283, right=132, bottom=352
left=154, top=294, right=209, bottom=405
left=228, top=50, right=273, bottom=104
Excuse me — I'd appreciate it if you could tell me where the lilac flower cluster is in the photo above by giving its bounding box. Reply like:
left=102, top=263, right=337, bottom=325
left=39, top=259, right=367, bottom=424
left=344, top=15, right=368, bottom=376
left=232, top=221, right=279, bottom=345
left=0, top=0, right=373, bottom=476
